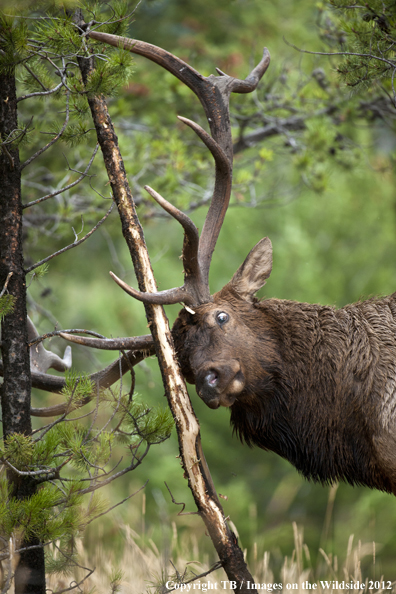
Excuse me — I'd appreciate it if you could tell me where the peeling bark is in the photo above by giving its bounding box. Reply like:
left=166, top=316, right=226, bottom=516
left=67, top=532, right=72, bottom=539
left=76, top=30, right=257, bottom=593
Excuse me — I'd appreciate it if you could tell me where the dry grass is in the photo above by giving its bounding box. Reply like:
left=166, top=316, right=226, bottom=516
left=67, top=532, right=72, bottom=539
left=44, top=521, right=396, bottom=594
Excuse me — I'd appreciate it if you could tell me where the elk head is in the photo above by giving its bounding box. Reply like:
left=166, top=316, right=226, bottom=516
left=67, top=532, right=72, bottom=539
left=171, top=237, right=274, bottom=410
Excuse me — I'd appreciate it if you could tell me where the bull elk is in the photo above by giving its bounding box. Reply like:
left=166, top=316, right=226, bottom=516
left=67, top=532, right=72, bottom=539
left=60, top=32, right=396, bottom=496
left=118, top=227, right=396, bottom=496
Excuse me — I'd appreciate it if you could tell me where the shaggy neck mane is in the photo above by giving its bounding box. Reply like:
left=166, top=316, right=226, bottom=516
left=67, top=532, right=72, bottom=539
left=230, top=295, right=396, bottom=493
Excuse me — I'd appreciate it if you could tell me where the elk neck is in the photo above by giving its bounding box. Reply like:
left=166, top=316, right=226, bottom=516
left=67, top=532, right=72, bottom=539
left=229, top=293, right=396, bottom=494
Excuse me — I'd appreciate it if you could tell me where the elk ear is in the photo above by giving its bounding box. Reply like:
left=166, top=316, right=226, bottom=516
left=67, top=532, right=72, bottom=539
left=228, top=237, right=273, bottom=301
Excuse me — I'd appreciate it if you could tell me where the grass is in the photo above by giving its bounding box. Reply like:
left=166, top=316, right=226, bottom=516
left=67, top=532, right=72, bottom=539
left=44, top=521, right=396, bottom=594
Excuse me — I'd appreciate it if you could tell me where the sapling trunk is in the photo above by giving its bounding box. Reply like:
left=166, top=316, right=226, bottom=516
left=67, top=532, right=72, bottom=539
left=76, top=18, right=257, bottom=592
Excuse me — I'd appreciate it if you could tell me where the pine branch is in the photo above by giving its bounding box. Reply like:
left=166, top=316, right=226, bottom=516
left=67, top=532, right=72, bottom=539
left=21, top=86, right=70, bottom=170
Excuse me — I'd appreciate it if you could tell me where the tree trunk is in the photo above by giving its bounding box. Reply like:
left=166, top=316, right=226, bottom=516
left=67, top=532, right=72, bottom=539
left=0, top=48, right=46, bottom=594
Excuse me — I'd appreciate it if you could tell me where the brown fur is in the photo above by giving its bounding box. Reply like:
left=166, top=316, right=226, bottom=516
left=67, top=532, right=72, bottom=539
left=172, top=238, right=396, bottom=494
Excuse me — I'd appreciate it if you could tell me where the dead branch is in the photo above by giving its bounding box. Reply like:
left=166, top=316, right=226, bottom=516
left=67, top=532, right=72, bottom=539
left=0, top=272, right=13, bottom=298
left=28, top=328, right=106, bottom=348
left=20, top=82, right=70, bottom=170
left=22, top=144, right=99, bottom=209
left=17, top=80, right=63, bottom=103
left=25, top=203, right=114, bottom=273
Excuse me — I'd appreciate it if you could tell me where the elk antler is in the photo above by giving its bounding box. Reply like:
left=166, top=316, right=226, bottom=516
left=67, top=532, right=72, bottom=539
left=59, top=332, right=153, bottom=351
left=28, top=317, right=72, bottom=373
left=0, top=344, right=154, bottom=416
left=88, top=31, right=270, bottom=307
left=110, top=116, right=230, bottom=307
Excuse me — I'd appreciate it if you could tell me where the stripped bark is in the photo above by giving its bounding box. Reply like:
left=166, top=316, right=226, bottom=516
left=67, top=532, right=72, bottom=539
left=76, top=22, right=257, bottom=592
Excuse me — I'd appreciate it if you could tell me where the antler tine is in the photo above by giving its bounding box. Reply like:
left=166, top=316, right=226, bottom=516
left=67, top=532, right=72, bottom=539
left=176, top=116, right=232, bottom=288
left=109, top=180, right=208, bottom=308
left=60, top=332, right=154, bottom=351
left=228, top=47, right=271, bottom=94
left=109, top=271, right=196, bottom=306
left=144, top=184, right=200, bottom=278
left=140, top=117, right=232, bottom=305
left=144, top=184, right=199, bottom=240
left=177, top=117, right=230, bottom=175
left=27, top=316, right=72, bottom=374
left=117, top=117, right=231, bottom=308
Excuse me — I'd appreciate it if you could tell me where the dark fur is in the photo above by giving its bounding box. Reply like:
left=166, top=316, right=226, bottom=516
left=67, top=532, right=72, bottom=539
left=173, top=279, right=396, bottom=495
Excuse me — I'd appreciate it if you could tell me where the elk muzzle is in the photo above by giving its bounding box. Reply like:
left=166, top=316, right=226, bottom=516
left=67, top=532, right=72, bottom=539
left=195, top=359, right=244, bottom=409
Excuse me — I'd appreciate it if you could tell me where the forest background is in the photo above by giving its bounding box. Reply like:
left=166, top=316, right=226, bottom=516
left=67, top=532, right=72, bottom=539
left=3, top=0, right=396, bottom=590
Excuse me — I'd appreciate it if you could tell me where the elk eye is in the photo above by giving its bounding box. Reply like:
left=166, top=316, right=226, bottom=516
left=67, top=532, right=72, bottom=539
left=216, top=311, right=229, bottom=326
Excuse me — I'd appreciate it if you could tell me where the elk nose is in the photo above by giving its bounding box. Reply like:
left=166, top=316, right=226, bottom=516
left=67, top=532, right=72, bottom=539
left=195, top=360, right=243, bottom=408
left=195, top=368, right=221, bottom=409
left=205, top=370, right=219, bottom=388
left=196, top=367, right=221, bottom=395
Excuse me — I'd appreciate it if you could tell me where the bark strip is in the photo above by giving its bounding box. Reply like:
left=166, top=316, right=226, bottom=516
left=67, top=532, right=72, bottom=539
left=76, top=25, right=257, bottom=593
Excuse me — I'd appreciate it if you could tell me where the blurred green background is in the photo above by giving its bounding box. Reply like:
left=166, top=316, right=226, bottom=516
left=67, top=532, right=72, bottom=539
left=21, top=0, right=396, bottom=581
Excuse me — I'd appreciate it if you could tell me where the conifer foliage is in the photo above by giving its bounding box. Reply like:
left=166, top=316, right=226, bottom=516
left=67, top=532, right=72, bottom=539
left=4, top=2, right=396, bottom=592
left=324, top=1, right=396, bottom=101
left=0, top=4, right=173, bottom=593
